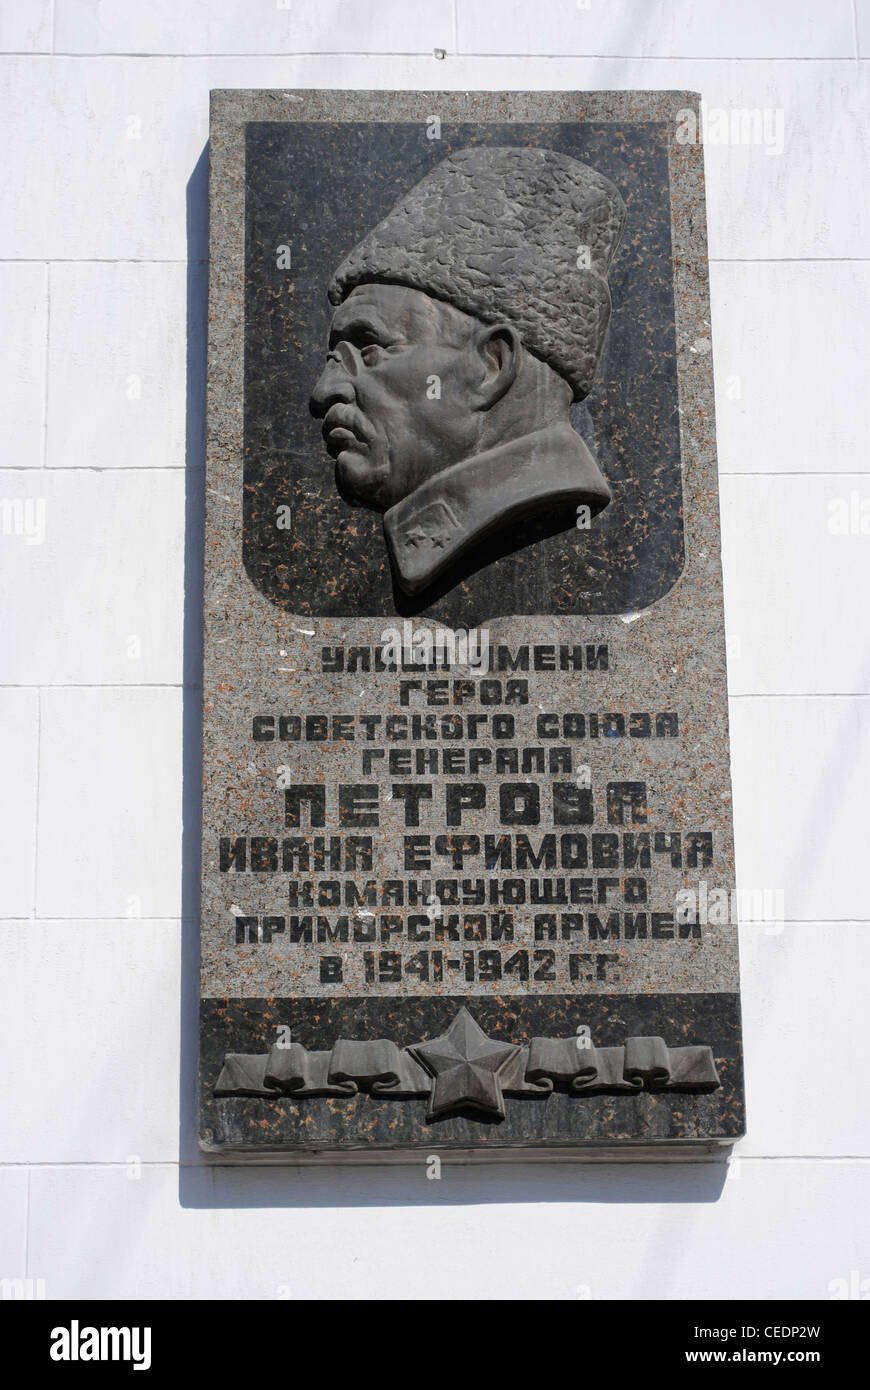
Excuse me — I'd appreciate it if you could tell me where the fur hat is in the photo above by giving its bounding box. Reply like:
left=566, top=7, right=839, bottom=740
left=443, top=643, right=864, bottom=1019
left=328, top=145, right=626, bottom=400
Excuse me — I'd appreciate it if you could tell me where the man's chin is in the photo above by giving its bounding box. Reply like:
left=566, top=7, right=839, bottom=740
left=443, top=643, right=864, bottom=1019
left=334, top=451, right=393, bottom=511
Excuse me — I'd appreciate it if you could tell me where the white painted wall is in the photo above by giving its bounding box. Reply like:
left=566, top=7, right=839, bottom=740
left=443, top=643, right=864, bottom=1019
left=2, top=0, right=868, bottom=1301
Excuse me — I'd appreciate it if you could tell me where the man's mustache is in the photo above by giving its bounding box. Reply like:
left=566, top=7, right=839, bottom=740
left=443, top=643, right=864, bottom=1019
left=321, top=401, right=374, bottom=457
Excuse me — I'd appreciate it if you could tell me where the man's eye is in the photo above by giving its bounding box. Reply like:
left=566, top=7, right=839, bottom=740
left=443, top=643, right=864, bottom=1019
left=360, top=344, right=383, bottom=365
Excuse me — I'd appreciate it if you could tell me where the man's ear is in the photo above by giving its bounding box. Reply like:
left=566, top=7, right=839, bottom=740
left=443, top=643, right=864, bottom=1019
left=472, top=322, right=521, bottom=410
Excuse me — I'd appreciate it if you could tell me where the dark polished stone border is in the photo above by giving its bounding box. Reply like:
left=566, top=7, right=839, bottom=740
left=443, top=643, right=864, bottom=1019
left=201, top=993, right=744, bottom=1153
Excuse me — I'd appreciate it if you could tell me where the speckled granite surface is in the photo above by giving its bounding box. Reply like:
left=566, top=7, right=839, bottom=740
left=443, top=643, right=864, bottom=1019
left=201, top=90, right=744, bottom=1158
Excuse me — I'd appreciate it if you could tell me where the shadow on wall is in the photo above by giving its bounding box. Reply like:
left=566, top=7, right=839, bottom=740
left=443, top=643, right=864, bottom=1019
left=181, top=1160, right=728, bottom=1210
left=178, top=144, right=206, bottom=1174
left=176, top=143, right=729, bottom=1210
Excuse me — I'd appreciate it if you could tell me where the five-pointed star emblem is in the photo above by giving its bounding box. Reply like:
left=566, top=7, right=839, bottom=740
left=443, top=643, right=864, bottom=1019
left=411, top=1007, right=520, bottom=1119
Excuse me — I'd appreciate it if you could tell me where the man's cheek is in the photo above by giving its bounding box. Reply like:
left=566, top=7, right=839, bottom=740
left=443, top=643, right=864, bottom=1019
left=377, top=349, right=439, bottom=401
left=360, top=375, right=405, bottom=426
left=429, top=350, right=478, bottom=406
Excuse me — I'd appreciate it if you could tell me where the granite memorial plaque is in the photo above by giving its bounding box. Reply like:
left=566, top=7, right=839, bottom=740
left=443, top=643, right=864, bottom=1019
left=200, top=90, right=745, bottom=1159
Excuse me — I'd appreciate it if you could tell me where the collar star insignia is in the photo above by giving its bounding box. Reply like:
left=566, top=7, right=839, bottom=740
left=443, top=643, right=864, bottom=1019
left=411, top=1007, right=520, bottom=1119
left=403, top=527, right=427, bottom=548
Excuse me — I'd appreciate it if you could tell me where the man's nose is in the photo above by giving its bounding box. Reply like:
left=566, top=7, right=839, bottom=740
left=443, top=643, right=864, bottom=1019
left=309, top=347, right=357, bottom=419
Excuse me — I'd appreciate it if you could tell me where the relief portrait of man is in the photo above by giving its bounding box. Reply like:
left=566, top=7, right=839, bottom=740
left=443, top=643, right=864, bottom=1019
left=310, top=145, right=626, bottom=597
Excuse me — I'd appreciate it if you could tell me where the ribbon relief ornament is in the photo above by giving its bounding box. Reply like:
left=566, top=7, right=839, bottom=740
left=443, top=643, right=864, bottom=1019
left=215, top=1007, right=720, bottom=1121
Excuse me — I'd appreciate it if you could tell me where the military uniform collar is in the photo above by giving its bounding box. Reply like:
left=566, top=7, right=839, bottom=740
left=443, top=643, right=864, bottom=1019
left=383, top=423, right=610, bottom=596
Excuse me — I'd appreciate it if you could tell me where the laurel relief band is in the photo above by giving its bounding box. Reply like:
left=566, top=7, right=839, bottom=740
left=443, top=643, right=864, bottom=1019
left=309, top=147, right=626, bottom=595
left=215, top=1006, right=720, bottom=1121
